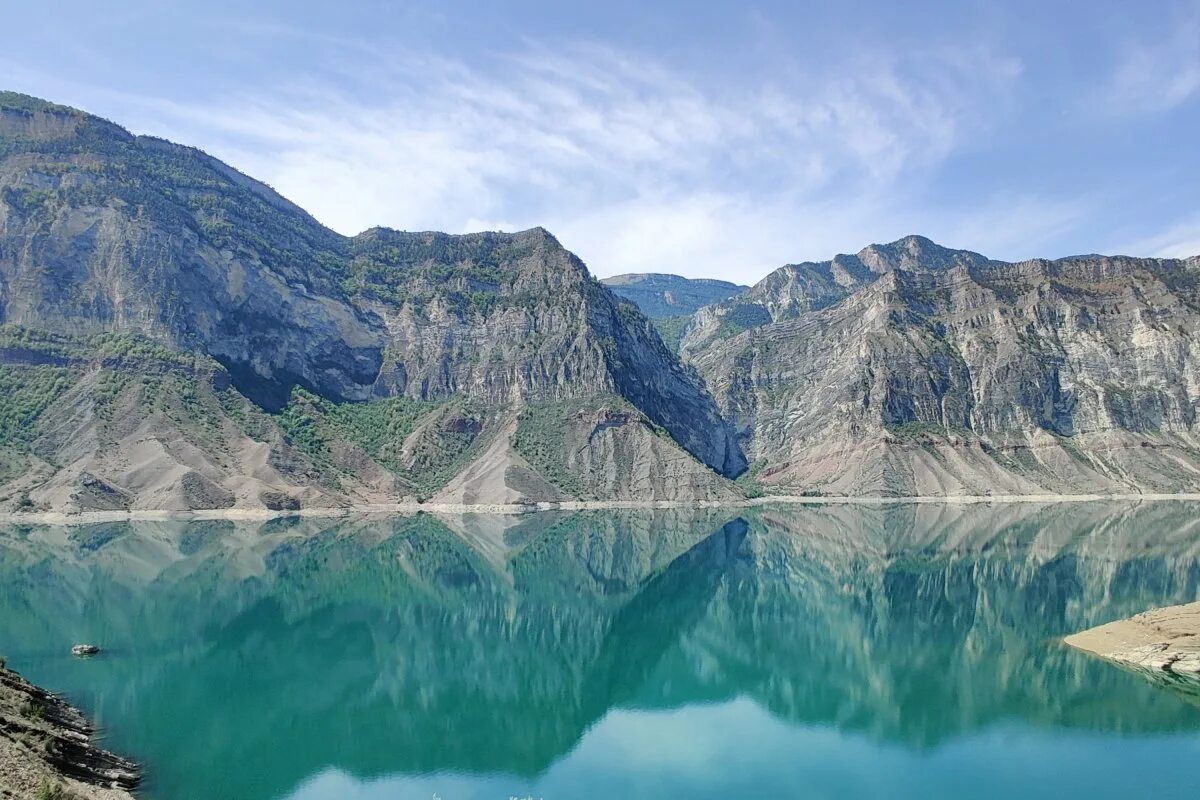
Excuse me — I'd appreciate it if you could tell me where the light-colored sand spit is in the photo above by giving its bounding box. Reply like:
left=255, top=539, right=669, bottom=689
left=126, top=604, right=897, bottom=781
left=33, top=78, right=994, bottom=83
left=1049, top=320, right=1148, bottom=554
left=1066, top=602, right=1200, bottom=678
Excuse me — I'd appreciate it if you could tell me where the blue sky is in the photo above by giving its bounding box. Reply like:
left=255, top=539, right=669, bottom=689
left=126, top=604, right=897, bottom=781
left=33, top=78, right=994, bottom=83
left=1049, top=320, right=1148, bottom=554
left=3, top=0, right=1199, bottom=282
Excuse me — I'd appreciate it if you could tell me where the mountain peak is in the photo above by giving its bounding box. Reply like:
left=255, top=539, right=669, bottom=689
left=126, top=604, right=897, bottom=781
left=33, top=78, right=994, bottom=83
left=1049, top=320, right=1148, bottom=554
left=856, top=235, right=987, bottom=274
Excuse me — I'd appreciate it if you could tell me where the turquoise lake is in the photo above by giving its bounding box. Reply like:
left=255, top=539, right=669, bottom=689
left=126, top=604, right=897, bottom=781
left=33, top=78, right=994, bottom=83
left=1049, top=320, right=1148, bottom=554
left=2, top=502, right=1200, bottom=799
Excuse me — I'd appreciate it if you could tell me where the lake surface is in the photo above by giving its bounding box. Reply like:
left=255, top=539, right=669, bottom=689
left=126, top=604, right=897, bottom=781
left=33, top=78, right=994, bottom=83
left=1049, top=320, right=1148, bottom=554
left=2, top=502, right=1200, bottom=799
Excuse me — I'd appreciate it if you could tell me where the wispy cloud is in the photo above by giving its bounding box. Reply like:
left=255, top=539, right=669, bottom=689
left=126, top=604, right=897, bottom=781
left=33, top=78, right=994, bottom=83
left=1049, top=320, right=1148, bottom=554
left=1104, top=2, right=1200, bottom=114
left=1117, top=214, right=1200, bottom=259
left=51, top=39, right=1016, bottom=280
left=3, top=36, right=1028, bottom=280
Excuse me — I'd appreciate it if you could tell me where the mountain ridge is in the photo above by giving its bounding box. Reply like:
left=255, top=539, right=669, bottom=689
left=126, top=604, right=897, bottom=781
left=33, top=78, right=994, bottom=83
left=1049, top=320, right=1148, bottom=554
left=0, top=90, right=744, bottom=512
left=3, top=89, right=1200, bottom=508
left=683, top=234, right=1200, bottom=496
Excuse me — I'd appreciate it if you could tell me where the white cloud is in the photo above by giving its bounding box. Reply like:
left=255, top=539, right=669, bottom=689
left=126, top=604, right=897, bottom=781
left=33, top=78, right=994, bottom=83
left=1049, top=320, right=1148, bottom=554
left=928, top=194, right=1096, bottom=262
left=1104, top=4, right=1200, bottom=114
left=3, top=40, right=1025, bottom=281
left=1116, top=214, right=1200, bottom=259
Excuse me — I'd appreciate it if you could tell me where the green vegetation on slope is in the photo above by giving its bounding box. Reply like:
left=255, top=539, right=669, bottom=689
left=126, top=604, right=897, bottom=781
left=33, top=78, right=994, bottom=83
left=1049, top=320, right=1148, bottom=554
left=0, top=365, right=77, bottom=446
left=273, top=388, right=491, bottom=500
left=512, top=399, right=594, bottom=499
left=345, top=229, right=555, bottom=315
left=650, top=315, right=690, bottom=353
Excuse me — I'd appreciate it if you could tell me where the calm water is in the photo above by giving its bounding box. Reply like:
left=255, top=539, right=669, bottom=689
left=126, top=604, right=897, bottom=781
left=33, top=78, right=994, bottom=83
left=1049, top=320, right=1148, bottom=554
left=2, top=503, right=1200, bottom=799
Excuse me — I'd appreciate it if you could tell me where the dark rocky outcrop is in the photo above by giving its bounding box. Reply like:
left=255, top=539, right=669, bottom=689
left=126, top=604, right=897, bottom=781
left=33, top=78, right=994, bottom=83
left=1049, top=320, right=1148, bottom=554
left=0, top=662, right=139, bottom=798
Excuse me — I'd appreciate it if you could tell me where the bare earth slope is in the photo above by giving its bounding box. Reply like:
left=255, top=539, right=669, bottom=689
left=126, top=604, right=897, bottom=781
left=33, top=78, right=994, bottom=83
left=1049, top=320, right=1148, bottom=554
left=685, top=235, right=1200, bottom=496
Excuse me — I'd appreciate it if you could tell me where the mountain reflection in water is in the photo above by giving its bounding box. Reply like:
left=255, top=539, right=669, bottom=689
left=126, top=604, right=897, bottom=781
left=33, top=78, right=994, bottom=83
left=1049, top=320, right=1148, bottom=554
left=1, top=502, right=1199, bottom=799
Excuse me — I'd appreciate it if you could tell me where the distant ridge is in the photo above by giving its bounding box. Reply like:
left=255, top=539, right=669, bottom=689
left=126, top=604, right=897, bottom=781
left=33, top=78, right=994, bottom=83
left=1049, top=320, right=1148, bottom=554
left=602, top=273, right=746, bottom=318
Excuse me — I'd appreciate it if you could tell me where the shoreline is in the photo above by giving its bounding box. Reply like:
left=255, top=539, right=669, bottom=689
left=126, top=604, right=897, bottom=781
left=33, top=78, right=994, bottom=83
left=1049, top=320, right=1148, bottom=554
left=3, top=491, right=1200, bottom=526
left=0, top=662, right=139, bottom=799
left=1065, top=602, right=1200, bottom=676
left=1065, top=602, right=1200, bottom=708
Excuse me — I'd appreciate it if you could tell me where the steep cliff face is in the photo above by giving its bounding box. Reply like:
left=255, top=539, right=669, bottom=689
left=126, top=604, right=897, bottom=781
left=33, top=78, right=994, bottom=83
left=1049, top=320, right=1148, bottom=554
left=685, top=236, right=1200, bottom=495
left=0, top=92, right=743, bottom=509
left=0, top=94, right=384, bottom=409
left=349, top=227, right=745, bottom=479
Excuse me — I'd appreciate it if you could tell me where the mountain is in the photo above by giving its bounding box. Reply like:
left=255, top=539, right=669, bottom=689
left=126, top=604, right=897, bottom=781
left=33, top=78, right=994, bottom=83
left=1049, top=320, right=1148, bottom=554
left=682, top=235, right=1200, bottom=495
left=0, top=91, right=744, bottom=512
left=601, top=273, right=746, bottom=318
left=5, top=90, right=1200, bottom=508
left=602, top=273, right=746, bottom=352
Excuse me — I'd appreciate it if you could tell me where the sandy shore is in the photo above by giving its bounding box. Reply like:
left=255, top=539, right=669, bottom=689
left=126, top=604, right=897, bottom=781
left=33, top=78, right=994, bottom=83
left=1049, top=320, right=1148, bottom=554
left=1066, top=601, right=1200, bottom=678
left=1, top=492, right=1200, bottom=527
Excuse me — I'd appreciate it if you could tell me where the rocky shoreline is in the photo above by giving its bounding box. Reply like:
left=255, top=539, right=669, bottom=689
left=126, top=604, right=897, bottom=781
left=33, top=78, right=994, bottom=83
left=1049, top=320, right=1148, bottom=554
left=1065, top=602, right=1200, bottom=706
left=0, top=662, right=139, bottom=799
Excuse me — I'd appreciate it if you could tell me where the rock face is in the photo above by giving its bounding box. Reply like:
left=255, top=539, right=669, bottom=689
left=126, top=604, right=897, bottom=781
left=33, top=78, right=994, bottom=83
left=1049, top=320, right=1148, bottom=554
left=0, top=92, right=744, bottom=509
left=684, top=235, right=1200, bottom=495
left=0, top=94, right=384, bottom=410
left=348, top=228, right=745, bottom=479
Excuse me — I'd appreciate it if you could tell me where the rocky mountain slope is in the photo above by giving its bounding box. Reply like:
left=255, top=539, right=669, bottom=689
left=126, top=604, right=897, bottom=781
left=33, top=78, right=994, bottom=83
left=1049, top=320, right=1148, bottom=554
left=602, top=273, right=745, bottom=352
left=0, top=91, right=743, bottom=511
left=682, top=235, right=1200, bottom=495
left=5, top=88, right=1200, bottom=506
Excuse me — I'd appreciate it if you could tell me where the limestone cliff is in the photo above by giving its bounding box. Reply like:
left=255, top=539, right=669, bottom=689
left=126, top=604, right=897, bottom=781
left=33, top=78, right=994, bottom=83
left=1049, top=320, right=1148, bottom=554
left=684, top=235, right=1200, bottom=495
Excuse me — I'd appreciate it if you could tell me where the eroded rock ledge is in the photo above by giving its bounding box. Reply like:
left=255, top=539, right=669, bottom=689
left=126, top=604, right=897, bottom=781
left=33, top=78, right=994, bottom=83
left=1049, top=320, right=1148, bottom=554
left=1065, top=602, right=1200, bottom=704
left=0, top=663, right=139, bottom=799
